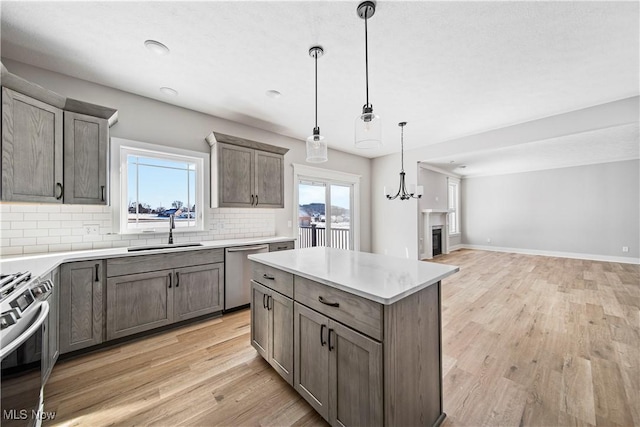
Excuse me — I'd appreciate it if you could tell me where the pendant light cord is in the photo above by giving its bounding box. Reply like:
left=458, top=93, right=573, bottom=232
left=364, top=13, right=370, bottom=107
left=315, top=52, right=318, bottom=129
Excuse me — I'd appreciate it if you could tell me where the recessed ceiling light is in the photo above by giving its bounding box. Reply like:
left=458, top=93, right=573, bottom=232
left=144, top=40, right=170, bottom=55
left=160, top=87, right=178, bottom=96
left=265, top=90, right=282, bottom=99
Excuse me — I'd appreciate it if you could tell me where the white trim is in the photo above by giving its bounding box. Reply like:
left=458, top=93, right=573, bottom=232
left=460, top=244, right=640, bottom=265
left=292, top=163, right=361, bottom=251
left=110, top=137, right=210, bottom=234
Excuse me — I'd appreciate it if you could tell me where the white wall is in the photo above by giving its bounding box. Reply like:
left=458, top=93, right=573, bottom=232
left=461, top=159, right=640, bottom=262
left=0, top=59, right=372, bottom=255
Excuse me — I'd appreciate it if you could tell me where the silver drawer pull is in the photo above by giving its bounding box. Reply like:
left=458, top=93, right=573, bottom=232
left=318, top=296, right=339, bottom=308
left=263, top=274, right=275, bottom=280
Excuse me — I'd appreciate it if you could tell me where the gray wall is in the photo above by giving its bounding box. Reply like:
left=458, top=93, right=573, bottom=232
left=462, top=159, right=640, bottom=260
left=2, top=59, right=372, bottom=252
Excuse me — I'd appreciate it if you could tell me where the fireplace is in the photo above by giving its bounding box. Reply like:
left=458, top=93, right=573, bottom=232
left=432, top=227, right=443, bottom=257
left=421, top=209, right=450, bottom=259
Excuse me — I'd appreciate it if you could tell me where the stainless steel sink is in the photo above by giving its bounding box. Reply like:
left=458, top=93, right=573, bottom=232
left=127, top=242, right=203, bottom=252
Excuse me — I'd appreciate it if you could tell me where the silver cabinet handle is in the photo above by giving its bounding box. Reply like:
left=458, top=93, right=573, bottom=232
left=226, top=245, right=269, bottom=252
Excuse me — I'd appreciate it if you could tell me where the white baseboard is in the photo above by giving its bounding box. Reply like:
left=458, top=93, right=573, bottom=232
left=448, top=244, right=464, bottom=252
left=459, top=244, right=640, bottom=265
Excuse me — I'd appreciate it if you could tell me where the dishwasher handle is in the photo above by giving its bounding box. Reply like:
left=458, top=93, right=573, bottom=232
left=226, top=245, right=269, bottom=253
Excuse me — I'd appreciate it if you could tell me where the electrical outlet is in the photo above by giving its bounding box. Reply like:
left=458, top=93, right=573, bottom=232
left=622, top=246, right=629, bottom=253
left=84, top=224, right=100, bottom=235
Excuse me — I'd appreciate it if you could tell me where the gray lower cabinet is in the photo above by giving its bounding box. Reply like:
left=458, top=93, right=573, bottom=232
left=251, top=280, right=294, bottom=385
left=269, top=241, right=295, bottom=252
left=1, top=87, right=63, bottom=203
left=59, top=261, right=104, bottom=354
left=293, top=302, right=383, bottom=426
left=42, top=268, right=60, bottom=383
left=106, top=262, right=224, bottom=340
left=63, top=111, right=108, bottom=204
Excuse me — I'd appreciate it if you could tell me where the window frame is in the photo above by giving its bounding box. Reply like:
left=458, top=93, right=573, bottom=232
left=110, top=137, right=209, bottom=235
left=447, top=177, right=461, bottom=236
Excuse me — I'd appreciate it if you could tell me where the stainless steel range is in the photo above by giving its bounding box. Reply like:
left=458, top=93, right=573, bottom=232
left=1, top=271, right=51, bottom=427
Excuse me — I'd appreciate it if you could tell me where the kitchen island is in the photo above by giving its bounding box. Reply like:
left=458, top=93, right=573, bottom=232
left=248, top=247, right=459, bottom=427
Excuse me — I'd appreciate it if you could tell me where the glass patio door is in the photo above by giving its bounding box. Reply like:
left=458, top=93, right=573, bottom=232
left=298, top=180, right=353, bottom=250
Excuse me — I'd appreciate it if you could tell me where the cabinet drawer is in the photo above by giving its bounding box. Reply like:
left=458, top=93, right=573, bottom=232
left=251, top=262, right=293, bottom=298
left=107, top=248, right=224, bottom=277
left=269, top=241, right=294, bottom=252
left=294, top=276, right=382, bottom=341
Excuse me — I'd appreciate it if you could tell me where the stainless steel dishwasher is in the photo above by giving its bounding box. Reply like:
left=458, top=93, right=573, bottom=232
left=224, top=245, right=269, bottom=311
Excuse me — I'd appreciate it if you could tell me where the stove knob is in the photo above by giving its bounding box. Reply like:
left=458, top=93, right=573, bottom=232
left=32, top=286, right=44, bottom=297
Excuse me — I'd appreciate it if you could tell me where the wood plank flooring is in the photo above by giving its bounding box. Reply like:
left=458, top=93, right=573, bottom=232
left=43, top=250, right=639, bottom=426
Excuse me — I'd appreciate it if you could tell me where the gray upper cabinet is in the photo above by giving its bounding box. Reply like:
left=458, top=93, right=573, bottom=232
left=254, top=150, right=284, bottom=208
left=208, top=132, right=288, bottom=209
left=59, top=260, right=104, bottom=354
left=1, top=62, right=117, bottom=205
left=219, top=143, right=254, bottom=207
left=1, top=87, right=64, bottom=203
left=63, top=111, right=109, bottom=204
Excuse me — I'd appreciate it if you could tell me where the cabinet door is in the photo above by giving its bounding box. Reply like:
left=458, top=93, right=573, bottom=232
left=218, top=143, right=254, bottom=207
left=60, top=261, right=103, bottom=353
left=63, top=111, right=108, bottom=204
left=328, top=320, right=383, bottom=427
left=1, top=87, right=63, bottom=202
left=268, top=290, right=293, bottom=385
left=254, top=150, right=284, bottom=208
left=174, top=263, right=224, bottom=322
left=294, top=302, right=330, bottom=421
left=251, top=281, right=269, bottom=360
left=106, top=270, right=173, bottom=340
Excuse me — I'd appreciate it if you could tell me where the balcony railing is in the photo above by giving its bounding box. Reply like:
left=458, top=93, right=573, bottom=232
left=299, top=224, right=350, bottom=250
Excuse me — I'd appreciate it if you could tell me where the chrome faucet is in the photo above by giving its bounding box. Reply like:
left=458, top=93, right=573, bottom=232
left=168, top=214, right=175, bottom=244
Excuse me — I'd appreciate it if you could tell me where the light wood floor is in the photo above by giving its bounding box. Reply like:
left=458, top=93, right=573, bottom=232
left=44, top=250, right=639, bottom=427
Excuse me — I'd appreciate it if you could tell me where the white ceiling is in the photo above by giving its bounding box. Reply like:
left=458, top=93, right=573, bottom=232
left=1, top=1, right=638, bottom=174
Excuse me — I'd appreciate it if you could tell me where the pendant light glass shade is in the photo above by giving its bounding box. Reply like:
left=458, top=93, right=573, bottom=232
left=355, top=110, right=382, bottom=149
left=306, top=46, right=328, bottom=163
left=355, top=1, right=382, bottom=149
left=306, top=132, right=327, bottom=163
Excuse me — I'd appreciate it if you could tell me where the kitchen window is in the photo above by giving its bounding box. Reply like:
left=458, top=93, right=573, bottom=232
left=448, top=177, right=460, bottom=235
left=110, top=138, right=208, bottom=234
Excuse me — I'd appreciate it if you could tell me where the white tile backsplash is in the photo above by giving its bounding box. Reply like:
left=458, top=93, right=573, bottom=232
left=0, top=203, right=275, bottom=256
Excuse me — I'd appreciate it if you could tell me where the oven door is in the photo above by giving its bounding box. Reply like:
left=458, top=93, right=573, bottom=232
left=1, top=301, right=49, bottom=427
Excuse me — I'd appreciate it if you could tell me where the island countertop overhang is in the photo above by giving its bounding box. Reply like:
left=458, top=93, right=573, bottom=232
left=248, top=247, right=459, bottom=305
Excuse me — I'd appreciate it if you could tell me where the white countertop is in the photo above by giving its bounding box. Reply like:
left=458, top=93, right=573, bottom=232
left=0, top=236, right=295, bottom=280
left=248, top=247, right=459, bottom=305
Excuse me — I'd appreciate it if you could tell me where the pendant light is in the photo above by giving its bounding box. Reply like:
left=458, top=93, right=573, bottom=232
left=386, top=122, right=423, bottom=200
left=306, top=46, right=328, bottom=163
left=355, top=1, right=382, bottom=149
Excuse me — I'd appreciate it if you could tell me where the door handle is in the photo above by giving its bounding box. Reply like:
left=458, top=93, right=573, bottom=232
left=255, top=195, right=259, bottom=206
left=318, top=296, right=339, bottom=308
left=94, top=264, right=100, bottom=282
left=320, top=324, right=326, bottom=347
left=250, top=194, right=255, bottom=206
left=175, top=272, right=180, bottom=288
left=328, top=328, right=334, bottom=351
left=101, top=185, right=105, bottom=202
left=55, top=183, right=64, bottom=200
left=262, top=293, right=267, bottom=309
left=168, top=273, right=172, bottom=288
left=267, top=295, right=272, bottom=310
